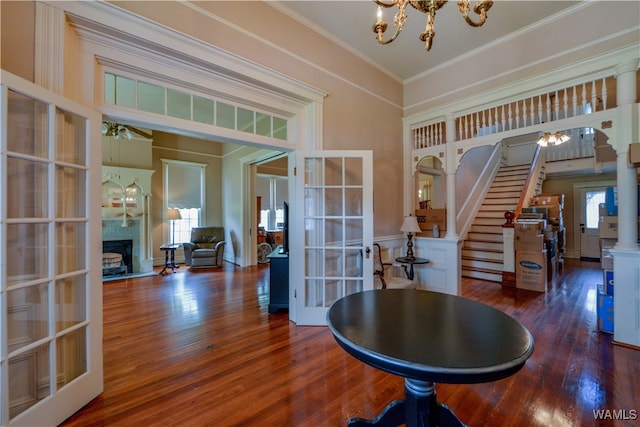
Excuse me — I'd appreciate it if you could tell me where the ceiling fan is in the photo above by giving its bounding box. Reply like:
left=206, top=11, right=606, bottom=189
left=101, top=121, right=153, bottom=140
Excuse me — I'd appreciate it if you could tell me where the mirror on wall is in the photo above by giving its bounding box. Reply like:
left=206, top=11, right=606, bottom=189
left=415, top=156, right=445, bottom=211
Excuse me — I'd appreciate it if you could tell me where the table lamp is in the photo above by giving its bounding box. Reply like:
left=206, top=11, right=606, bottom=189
left=400, top=214, right=422, bottom=260
left=166, top=208, right=182, bottom=245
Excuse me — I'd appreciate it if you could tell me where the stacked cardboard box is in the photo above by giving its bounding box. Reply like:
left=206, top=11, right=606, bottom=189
left=529, top=194, right=566, bottom=265
left=514, top=220, right=547, bottom=292
left=415, top=209, right=446, bottom=238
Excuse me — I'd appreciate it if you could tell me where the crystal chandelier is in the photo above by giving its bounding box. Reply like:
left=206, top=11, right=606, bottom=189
left=372, top=0, right=493, bottom=51
left=537, top=132, right=570, bottom=147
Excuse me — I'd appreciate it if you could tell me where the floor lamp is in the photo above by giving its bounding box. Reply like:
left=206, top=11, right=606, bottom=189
left=166, top=208, right=182, bottom=245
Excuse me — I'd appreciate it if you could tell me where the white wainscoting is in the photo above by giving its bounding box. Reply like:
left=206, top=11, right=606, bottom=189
left=376, top=236, right=462, bottom=295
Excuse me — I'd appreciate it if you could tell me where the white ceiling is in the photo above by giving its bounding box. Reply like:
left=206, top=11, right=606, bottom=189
left=272, top=1, right=581, bottom=82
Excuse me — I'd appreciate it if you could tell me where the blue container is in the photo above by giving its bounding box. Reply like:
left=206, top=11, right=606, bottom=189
left=605, top=186, right=640, bottom=216
left=605, top=187, right=617, bottom=216
left=603, top=270, right=614, bottom=296
left=597, top=293, right=614, bottom=334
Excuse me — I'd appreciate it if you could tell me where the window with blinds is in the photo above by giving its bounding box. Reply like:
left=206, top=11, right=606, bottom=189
left=162, top=160, right=206, bottom=244
left=256, top=174, right=288, bottom=231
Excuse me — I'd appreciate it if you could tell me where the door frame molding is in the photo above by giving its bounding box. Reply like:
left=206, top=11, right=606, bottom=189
left=571, top=180, right=616, bottom=258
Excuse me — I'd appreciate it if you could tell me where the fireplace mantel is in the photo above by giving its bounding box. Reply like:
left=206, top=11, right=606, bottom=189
left=102, top=166, right=155, bottom=275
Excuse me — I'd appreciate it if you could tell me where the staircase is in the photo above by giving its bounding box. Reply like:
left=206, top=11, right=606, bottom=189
left=461, top=164, right=542, bottom=282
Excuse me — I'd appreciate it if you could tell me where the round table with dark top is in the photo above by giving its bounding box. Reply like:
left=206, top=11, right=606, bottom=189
left=326, top=289, right=535, bottom=427
left=394, top=256, right=429, bottom=280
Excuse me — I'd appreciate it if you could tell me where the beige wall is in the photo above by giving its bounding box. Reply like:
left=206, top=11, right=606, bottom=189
left=151, top=132, right=226, bottom=260
left=0, top=1, right=35, bottom=81
left=1, top=1, right=406, bottom=238
left=109, top=0, right=405, bottom=237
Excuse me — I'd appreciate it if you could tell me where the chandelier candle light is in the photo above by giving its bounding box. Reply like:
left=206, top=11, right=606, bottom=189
left=537, top=132, right=570, bottom=147
left=373, top=0, right=493, bottom=51
left=400, top=214, right=422, bottom=260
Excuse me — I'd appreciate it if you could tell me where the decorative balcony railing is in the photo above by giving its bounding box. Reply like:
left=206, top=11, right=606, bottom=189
left=411, top=75, right=615, bottom=150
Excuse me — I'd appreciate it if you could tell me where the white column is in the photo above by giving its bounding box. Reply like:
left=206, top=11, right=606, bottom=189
left=445, top=114, right=458, bottom=240
left=612, top=58, right=640, bottom=347
left=614, top=59, right=639, bottom=251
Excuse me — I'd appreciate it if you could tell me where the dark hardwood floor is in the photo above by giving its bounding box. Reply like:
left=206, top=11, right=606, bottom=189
left=61, top=259, right=639, bottom=426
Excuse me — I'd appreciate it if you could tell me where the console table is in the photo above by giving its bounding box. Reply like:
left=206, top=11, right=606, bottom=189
left=267, top=246, right=289, bottom=313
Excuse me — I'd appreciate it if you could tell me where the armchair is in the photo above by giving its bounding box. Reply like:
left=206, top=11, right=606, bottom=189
left=373, top=243, right=415, bottom=289
left=183, top=226, right=226, bottom=268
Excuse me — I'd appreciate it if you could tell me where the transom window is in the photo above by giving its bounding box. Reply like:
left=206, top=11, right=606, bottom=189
left=104, top=72, right=288, bottom=140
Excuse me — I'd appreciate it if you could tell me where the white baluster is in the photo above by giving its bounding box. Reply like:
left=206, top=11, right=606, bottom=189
left=563, top=89, right=568, bottom=119
left=457, top=117, right=463, bottom=142
left=601, top=77, right=608, bottom=111
left=529, top=97, right=535, bottom=125
left=591, top=80, right=597, bottom=113
left=538, top=95, right=544, bottom=124
left=581, top=82, right=587, bottom=114
left=572, top=86, right=578, bottom=118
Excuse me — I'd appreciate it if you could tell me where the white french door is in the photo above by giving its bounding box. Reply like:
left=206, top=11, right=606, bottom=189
left=0, top=71, right=103, bottom=426
left=292, top=151, right=373, bottom=326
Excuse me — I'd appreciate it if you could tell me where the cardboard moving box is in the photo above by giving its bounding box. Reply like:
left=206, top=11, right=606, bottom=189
left=415, top=209, right=446, bottom=237
left=516, top=250, right=547, bottom=292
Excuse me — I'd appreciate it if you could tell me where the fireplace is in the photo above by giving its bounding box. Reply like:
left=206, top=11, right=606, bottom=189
left=102, top=239, right=133, bottom=276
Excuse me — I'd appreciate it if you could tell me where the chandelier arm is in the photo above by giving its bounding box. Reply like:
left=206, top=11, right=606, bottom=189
left=374, top=0, right=401, bottom=8
left=419, top=9, right=436, bottom=51
left=374, top=1, right=409, bottom=45
left=458, top=0, right=493, bottom=27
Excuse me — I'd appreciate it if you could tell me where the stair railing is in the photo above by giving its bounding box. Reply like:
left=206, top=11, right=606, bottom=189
left=513, top=144, right=546, bottom=220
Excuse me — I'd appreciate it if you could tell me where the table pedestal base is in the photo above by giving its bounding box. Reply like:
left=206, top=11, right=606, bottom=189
left=348, top=379, right=466, bottom=427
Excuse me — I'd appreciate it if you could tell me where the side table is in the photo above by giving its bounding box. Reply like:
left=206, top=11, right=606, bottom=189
left=160, top=244, right=180, bottom=275
left=395, top=256, right=429, bottom=280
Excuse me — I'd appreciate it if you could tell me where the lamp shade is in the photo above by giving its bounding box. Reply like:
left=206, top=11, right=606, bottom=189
left=400, top=215, right=421, bottom=234
left=166, top=208, right=182, bottom=220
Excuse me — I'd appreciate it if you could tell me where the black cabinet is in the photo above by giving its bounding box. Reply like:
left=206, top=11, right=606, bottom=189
left=267, top=247, right=289, bottom=313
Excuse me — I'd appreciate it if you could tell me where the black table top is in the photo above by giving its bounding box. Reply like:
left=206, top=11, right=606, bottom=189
left=395, top=256, right=429, bottom=265
left=327, top=289, right=534, bottom=384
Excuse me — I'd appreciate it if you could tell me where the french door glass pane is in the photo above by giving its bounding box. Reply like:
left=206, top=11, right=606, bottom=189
left=56, top=327, right=87, bottom=389
left=7, top=157, right=48, bottom=218
left=56, top=223, right=86, bottom=274
left=55, top=275, right=87, bottom=331
left=6, top=223, right=49, bottom=286
left=7, top=283, right=49, bottom=352
left=325, top=188, right=343, bottom=216
left=344, top=157, right=363, bottom=185
left=56, top=166, right=86, bottom=218
left=7, top=89, right=48, bottom=157
left=8, top=344, right=51, bottom=419
left=346, top=218, right=363, bottom=242
left=56, top=108, right=86, bottom=165
left=345, top=188, right=363, bottom=216
left=324, top=157, right=342, bottom=185
left=325, top=218, right=342, bottom=244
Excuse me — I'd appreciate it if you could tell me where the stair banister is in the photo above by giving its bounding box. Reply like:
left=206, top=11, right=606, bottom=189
left=513, top=144, right=545, bottom=220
